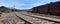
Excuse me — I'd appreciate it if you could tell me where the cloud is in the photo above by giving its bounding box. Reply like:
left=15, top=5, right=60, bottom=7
left=31, top=3, right=43, bottom=7
left=15, top=3, right=26, bottom=6
left=0, top=0, right=59, bottom=9
left=15, top=3, right=41, bottom=9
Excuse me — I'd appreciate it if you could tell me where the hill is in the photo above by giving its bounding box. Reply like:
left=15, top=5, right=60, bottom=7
left=0, top=6, right=21, bottom=13
left=0, top=6, right=12, bottom=13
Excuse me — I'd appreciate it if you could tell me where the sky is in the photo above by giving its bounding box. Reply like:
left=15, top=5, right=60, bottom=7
left=0, top=0, right=59, bottom=9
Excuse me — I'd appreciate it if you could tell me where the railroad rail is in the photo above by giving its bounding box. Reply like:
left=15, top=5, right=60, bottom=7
left=20, top=12, right=60, bottom=23
left=14, top=13, right=32, bottom=24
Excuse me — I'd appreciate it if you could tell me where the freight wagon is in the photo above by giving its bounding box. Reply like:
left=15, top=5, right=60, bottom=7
left=29, top=1, right=60, bottom=16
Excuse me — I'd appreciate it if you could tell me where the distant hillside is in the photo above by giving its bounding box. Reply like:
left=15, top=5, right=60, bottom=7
left=0, top=6, right=12, bottom=13
left=0, top=6, right=21, bottom=13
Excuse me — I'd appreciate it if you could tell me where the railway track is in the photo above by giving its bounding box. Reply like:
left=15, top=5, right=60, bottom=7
left=0, top=13, right=32, bottom=24
left=14, top=13, right=32, bottom=24
left=15, top=12, right=60, bottom=24
left=1, top=12, right=60, bottom=24
left=21, top=13, right=60, bottom=23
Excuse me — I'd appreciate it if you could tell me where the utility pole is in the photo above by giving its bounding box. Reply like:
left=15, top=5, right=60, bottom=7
left=12, top=5, right=15, bottom=14
left=13, top=5, right=15, bottom=12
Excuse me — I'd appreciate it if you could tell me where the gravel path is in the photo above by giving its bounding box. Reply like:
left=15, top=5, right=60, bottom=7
left=0, top=13, right=25, bottom=24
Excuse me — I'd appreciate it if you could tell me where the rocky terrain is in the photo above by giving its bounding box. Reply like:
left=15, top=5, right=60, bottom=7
left=0, top=11, right=60, bottom=24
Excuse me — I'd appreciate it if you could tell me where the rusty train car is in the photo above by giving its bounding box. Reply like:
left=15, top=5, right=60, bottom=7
left=29, top=1, right=60, bottom=16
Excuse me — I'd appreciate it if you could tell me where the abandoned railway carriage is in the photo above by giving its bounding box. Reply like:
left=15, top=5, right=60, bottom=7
left=29, top=1, right=60, bottom=16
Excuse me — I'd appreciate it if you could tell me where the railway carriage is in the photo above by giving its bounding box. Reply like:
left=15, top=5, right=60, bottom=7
left=29, top=1, right=60, bottom=16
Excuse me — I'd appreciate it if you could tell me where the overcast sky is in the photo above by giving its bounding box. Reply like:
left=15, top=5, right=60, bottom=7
left=0, top=0, right=59, bottom=9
